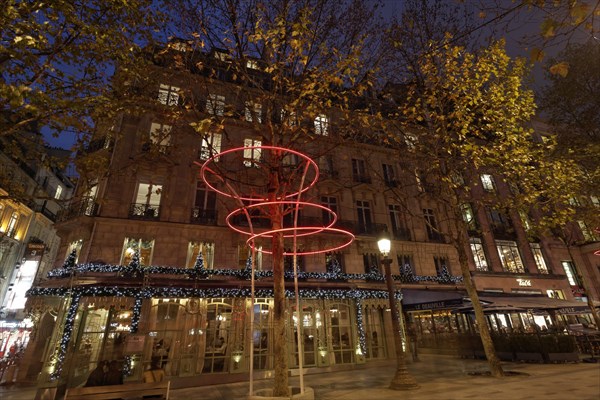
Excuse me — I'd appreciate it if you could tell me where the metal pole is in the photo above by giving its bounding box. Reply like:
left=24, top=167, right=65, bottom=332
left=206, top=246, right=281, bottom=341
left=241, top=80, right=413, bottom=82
left=382, top=256, right=419, bottom=390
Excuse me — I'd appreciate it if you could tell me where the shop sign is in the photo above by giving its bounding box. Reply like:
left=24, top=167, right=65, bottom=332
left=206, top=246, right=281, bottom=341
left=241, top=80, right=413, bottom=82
left=516, top=278, right=531, bottom=287
left=405, top=298, right=463, bottom=311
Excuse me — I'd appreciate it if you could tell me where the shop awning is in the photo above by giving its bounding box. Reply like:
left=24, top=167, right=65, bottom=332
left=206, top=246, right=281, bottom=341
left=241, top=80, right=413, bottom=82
left=475, top=295, right=592, bottom=314
left=401, top=289, right=465, bottom=311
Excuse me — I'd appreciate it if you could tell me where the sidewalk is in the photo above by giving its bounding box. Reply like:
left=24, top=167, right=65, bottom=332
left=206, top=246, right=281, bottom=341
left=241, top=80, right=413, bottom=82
left=2, top=354, right=599, bottom=400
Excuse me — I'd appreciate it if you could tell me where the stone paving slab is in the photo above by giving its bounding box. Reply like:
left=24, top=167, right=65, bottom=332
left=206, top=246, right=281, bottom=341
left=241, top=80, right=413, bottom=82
left=1, top=354, right=599, bottom=400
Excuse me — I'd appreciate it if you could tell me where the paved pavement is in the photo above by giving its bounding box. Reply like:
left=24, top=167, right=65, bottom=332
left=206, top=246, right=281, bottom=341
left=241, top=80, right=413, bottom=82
left=1, top=354, right=599, bottom=399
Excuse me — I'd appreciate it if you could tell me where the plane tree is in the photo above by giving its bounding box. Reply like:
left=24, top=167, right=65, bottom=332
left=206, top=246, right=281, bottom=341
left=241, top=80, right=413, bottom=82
left=384, top=39, right=582, bottom=377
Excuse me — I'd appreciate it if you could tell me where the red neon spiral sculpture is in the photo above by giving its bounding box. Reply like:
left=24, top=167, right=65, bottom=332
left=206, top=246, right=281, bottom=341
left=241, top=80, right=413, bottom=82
left=198, top=145, right=354, bottom=255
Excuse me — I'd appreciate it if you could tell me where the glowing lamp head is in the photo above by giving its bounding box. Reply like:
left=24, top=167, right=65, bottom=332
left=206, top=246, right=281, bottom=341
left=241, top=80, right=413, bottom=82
left=377, top=231, right=391, bottom=257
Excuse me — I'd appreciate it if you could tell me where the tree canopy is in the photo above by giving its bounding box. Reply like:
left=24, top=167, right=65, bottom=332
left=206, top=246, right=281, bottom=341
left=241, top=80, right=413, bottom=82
left=0, top=0, right=159, bottom=152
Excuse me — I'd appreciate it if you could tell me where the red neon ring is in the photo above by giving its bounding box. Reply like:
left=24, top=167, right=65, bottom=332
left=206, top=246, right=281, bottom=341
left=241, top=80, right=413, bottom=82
left=198, top=146, right=319, bottom=201
left=225, top=201, right=338, bottom=238
left=246, top=226, right=355, bottom=256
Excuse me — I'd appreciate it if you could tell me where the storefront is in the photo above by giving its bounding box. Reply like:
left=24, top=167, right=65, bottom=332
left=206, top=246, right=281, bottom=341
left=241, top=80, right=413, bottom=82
left=24, top=282, right=397, bottom=389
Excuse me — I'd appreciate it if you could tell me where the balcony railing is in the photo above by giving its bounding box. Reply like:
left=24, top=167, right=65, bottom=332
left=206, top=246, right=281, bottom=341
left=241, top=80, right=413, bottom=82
left=34, top=204, right=57, bottom=222
left=56, top=198, right=99, bottom=222
left=392, top=227, right=412, bottom=241
left=352, top=174, right=371, bottom=184
left=190, top=208, right=218, bottom=225
left=384, top=179, right=399, bottom=188
left=283, top=216, right=323, bottom=228
left=320, top=169, right=340, bottom=180
left=491, top=224, right=516, bottom=240
left=427, top=231, right=445, bottom=243
left=231, top=214, right=271, bottom=228
left=335, top=220, right=387, bottom=237
left=129, top=203, right=160, bottom=220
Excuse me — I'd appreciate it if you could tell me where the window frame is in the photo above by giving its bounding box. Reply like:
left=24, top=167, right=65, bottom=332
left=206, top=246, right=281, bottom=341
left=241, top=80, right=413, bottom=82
left=158, top=83, right=180, bottom=106
left=314, top=114, right=329, bottom=136
left=206, top=94, right=225, bottom=116
left=480, top=174, right=496, bottom=192
left=243, top=138, right=262, bottom=167
left=495, top=240, right=525, bottom=273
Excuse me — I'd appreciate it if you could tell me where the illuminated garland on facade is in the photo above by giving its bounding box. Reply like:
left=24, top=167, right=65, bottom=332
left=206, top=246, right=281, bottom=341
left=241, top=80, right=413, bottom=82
left=30, top=284, right=398, bottom=380
left=51, top=293, right=80, bottom=380
left=355, top=298, right=366, bottom=356
left=46, top=262, right=463, bottom=284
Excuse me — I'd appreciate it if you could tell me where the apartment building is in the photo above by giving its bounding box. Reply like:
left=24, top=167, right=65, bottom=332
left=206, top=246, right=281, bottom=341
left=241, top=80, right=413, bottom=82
left=21, top=44, right=598, bottom=389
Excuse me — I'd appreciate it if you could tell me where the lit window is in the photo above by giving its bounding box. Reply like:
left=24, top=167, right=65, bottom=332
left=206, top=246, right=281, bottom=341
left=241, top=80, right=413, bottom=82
left=577, top=221, right=596, bottom=242
left=519, top=210, right=531, bottom=230
left=83, top=183, right=98, bottom=216
left=434, top=256, right=451, bottom=276
left=157, top=84, right=180, bottom=106
left=480, top=174, right=496, bottom=192
left=66, top=239, right=84, bottom=263
left=199, top=132, right=222, bottom=161
left=7, top=212, right=19, bottom=237
left=546, top=289, right=565, bottom=299
left=149, top=123, right=172, bottom=148
left=186, top=241, right=215, bottom=269
left=238, top=244, right=263, bottom=270
left=243, top=138, right=262, bottom=167
left=314, top=114, right=329, bottom=136
left=206, top=94, right=225, bottom=116
left=54, top=185, right=63, bottom=200
left=495, top=240, right=524, bottom=273
left=470, top=238, right=488, bottom=271
left=246, top=59, right=259, bottom=69
left=245, top=101, right=262, bottom=123
left=561, top=261, right=580, bottom=286
left=121, top=237, right=154, bottom=265
left=404, top=133, right=417, bottom=149
left=132, top=183, right=162, bottom=217
left=461, top=203, right=476, bottom=230
left=530, top=243, right=548, bottom=274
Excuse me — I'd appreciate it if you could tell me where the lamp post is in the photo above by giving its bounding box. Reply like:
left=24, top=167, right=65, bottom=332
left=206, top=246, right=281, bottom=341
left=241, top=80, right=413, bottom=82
left=377, top=232, right=419, bottom=390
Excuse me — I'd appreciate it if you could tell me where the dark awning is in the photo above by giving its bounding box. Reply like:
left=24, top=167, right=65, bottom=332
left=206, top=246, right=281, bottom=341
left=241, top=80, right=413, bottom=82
left=475, top=295, right=591, bottom=314
left=401, top=289, right=465, bottom=311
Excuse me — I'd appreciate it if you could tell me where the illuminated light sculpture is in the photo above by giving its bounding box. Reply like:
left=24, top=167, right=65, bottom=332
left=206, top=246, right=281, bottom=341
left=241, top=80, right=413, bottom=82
left=198, top=145, right=354, bottom=395
left=198, top=145, right=320, bottom=201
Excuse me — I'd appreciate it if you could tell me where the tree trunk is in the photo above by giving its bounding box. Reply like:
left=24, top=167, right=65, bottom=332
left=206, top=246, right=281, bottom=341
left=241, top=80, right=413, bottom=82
left=271, top=187, right=290, bottom=397
left=455, top=229, right=504, bottom=377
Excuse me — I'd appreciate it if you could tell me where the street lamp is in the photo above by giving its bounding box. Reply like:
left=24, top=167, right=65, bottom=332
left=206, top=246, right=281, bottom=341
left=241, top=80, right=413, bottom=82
left=377, top=231, right=419, bottom=390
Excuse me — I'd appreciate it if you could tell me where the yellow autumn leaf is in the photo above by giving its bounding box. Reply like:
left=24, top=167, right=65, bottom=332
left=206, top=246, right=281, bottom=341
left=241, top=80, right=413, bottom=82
left=549, top=61, right=569, bottom=77
left=530, top=48, right=545, bottom=62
